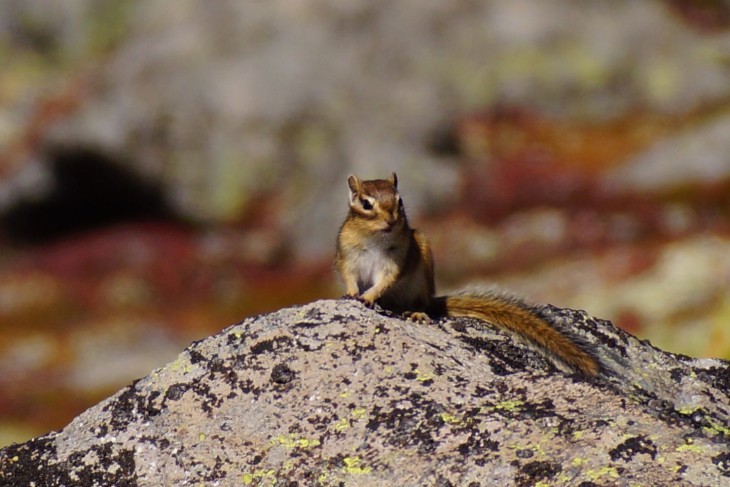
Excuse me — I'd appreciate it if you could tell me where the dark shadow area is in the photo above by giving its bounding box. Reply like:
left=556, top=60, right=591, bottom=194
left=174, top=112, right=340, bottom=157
left=426, top=122, right=461, bottom=157
left=1, top=146, right=181, bottom=244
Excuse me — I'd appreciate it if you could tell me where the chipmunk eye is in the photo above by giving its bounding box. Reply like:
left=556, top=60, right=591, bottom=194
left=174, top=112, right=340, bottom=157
left=360, top=199, right=373, bottom=210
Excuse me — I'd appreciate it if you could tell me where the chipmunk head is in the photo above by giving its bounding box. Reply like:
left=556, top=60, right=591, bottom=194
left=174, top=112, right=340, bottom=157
left=346, top=173, right=405, bottom=232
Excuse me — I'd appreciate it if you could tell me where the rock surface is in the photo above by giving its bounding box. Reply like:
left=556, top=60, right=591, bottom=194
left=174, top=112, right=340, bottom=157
left=1, top=298, right=729, bottom=486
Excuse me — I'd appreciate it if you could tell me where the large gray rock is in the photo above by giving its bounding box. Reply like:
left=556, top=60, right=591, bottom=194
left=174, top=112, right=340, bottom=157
left=1, top=299, right=729, bottom=486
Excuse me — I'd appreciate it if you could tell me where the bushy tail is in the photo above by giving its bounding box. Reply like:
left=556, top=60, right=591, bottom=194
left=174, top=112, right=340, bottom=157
left=431, top=293, right=600, bottom=376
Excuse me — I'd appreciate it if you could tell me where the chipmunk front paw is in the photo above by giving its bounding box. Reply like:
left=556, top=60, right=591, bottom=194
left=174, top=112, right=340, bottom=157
left=343, top=294, right=376, bottom=308
left=356, top=296, right=376, bottom=308
left=403, top=311, right=430, bottom=324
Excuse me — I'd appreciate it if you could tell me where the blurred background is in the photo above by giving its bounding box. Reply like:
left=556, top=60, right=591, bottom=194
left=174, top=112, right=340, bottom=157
left=2, top=0, right=730, bottom=447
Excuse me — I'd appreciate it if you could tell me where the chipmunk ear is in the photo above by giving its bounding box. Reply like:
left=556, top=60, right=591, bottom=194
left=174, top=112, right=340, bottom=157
left=347, top=175, right=361, bottom=205
left=347, top=175, right=361, bottom=193
left=389, top=172, right=398, bottom=188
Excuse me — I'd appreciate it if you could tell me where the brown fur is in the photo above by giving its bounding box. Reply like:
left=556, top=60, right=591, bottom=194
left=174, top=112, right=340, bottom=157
left=335, top=173, right=599, bottom=377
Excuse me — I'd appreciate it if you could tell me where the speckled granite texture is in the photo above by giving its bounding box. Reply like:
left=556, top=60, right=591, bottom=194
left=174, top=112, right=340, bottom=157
left=1, top=299, right=729, bottom=486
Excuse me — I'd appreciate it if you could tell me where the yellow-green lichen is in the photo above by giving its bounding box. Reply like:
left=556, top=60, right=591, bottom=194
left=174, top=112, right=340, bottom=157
left=168, top=356, right=193, bottom=374
left=494, top=400, right=524, bottom=412
left=242, top=469, right=276, bottom=485
left=676, top=442, right=704, bottom=453
left=439, top=412, right=460, bottom=424
left=678, top=406, right=701, bottom=416
left=334, top=418, right=350, bottom=432
left=272, top=434, right=321, bottom=449
left=705, top=420, right=730, bottom=437
left=586, top=466, right=619, bottom=481
left=351, top=408, right=367, bottom=419
left=342, top=456, right=372, bottom=475
left=415, top=369, right=435, bottom=382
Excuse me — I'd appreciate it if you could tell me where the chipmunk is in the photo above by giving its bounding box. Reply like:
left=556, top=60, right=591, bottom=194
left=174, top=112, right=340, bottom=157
left=335, top=173, right=600, bottom=377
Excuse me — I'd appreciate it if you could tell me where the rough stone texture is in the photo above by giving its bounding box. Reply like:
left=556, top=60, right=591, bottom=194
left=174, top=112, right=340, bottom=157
left=1, top=298, right=729, bottom=486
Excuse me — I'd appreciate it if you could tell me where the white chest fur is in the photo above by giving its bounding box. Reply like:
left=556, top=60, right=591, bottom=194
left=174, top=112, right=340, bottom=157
left=351, top=234, right=400, bottom=291
left=353, top=246, right=388, bottom=289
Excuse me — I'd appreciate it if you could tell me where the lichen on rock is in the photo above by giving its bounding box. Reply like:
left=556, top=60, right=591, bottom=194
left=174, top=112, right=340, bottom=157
left=1, top=299, right=729, bottom=486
